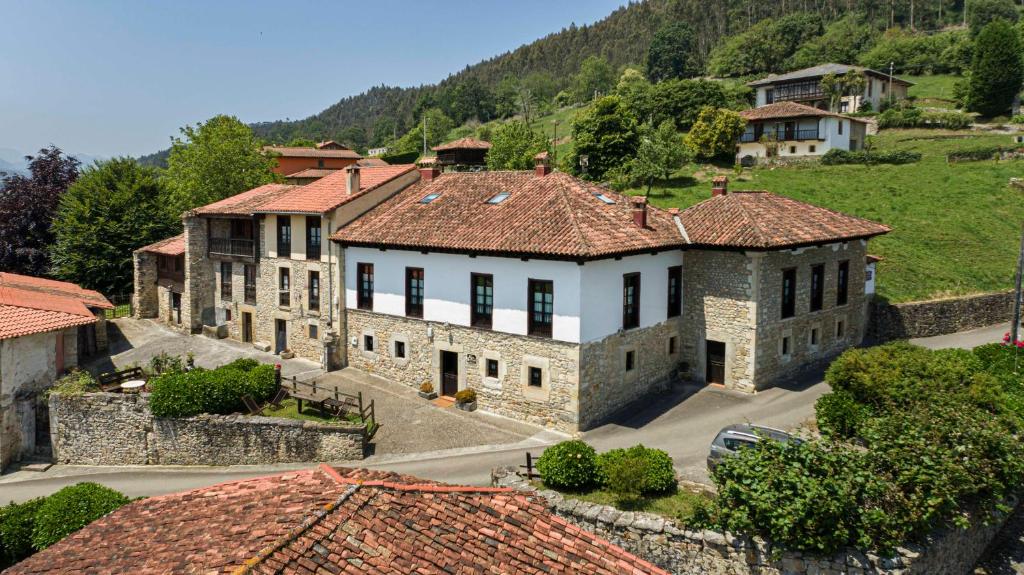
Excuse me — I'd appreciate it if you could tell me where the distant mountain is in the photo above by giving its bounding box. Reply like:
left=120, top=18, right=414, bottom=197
left=0, top=147, right=105, bottom=176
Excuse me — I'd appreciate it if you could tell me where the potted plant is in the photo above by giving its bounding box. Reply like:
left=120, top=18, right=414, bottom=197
left=454, top=388, right=477, bottom=412
left=418, top=381, right=437, bottom=400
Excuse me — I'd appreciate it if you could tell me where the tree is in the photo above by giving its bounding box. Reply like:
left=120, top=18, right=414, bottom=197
left=615, top=67, right=655, bottom=123
left=566, top=95, right=639, bottom=181
left=0, top=146, right=79, bottom=277
left=486, top=121, right=549, bottom=171
left=284, top=137, right=316, bottom=147
left=630, top=121, right=688, bottom=194
left=51, top=158, right=178, bottom=295
left=967, top=0, right=1019, bottom=35
left=390, top=108, right=455, bottom=156
left=646, top=22, right=699, bottom=82
left=820, top=70, right=867, bottom=112
left=571, top=56, right=616, bottom=104
left=707, top=13, right=822, bottom=77
left=650, top=79, right=729, bottom=130
left=968, top=19, right=1024, bottom=117
left=164, top=115, right=277, bottom=216
left=790, top=15, right=880, bottom=70
left=685, top=107, right=747, bottom=161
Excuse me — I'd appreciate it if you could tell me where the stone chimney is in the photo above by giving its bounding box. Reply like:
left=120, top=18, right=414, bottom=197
left=345, top=165, right=361, bottom=195
left=631, top=196, right=648, bottom=229
left=534, top=151, right=551, bottom=177
left=712, top=175, right=728, bottom=197
left=419, top=166, right=440, bottom=182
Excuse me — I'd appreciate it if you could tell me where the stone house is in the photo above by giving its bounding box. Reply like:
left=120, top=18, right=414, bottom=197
left=0, top=273, right=112, bottom=472
left=737, top=102, right=868, bottom=163
left=134, top=165, right=418, bottom=366
left=749, top=63, right=913, bottom=112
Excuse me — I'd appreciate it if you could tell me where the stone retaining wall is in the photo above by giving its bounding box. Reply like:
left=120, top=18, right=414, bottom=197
left=869, top=291, right=1015, bottom=341
left=49, top=392, right=365, bottom=465
left=492, top=467, right=1014, bottom=575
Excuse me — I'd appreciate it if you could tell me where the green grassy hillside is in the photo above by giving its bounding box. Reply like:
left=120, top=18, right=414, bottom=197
left=904, top=74, right=962, bottom=109
left=631, top=129, right=1024, bottom=303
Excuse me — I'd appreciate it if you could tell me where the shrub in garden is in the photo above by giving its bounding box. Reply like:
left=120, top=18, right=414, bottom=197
left=814, top=389, right=872, bottom=439
left=31, top=483, right=129, bottom=550
left=597, top=445, right=676, bottom=495
left=603, top=455, right=646, bottom=505
left=0, top=498, right=45, bottom=567
left=820, top=148, right=921, bottom=166
left=536, top=440, right=598, bottom=491
left=149, top=361, right=277, bottom=418
left=454, top=389, right=477, bottom=404
left=46, top=370, right=98, bottom=397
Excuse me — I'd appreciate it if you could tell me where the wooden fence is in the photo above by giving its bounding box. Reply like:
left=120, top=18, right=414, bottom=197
left=280, top=373, right=378, bottom=440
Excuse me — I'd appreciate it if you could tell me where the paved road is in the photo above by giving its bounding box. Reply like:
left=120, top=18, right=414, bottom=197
left=0, top=321, right=1000, bottom=504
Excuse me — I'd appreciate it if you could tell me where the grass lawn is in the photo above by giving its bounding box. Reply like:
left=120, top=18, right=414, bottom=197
left=903, top=74, right=962, bottom=109
left=531, top=481, right=710, bottom=525
left=632, top=129, right=1024, bottom=303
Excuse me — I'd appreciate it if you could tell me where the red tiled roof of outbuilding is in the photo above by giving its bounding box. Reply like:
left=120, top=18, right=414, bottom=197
left=256, top=164, right=417, bottom=214
left=431, top=137, right=492, bottom=151
left=0, top=281, right=101, bottom=340
left=263, top=145, right=361, bottom=159
left=0, top=272, right=112, bottom=310
left=739, top=101, right=865, bottom=122
left=136, top=234, right=185, bottom=256
left=4, top=465, right=669, bottom=575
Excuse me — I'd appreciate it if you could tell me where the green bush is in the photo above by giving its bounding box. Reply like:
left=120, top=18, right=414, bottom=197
left=877, top=108, right=972, bottom=130
left=597, top=445, right=677, bottom=495
left=0, top=498, right=45, bottom=568
left=602, top=455, right=646, bottom=504
left=820, top=149, right=921, bottom=166
left=149, top=362, right=277, bottom=418
left=31, top=483, right=129, bottom=550
left=946, top=146, right=1005, bottom=162
left=536, top=440, right=598, bottom=491
left=46, top=370, right=98, bottom=397
left=814, top=389, right=872, bottom=439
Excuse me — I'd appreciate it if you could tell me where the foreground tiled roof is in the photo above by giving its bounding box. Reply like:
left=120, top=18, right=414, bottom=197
left=331, top=171, right=685, bottom=259
left=5, top=465, right=667, bottom=575
left=679, top=191, right=890, bottom=249
left=136, top=234, right=185, bottom=256
left=0, top=282, right=100, bottom=340
left=432, top=137, right=492, bottom=151
left=739, top=101, right=862, bottom=121
left=192, top=183, right=297, bottom=216
left=0, top=272, right=112, bottom=310
left=747, top=63, right=914, bottom=86
left=257, top=165, right=417, bottom=214
left=264, top=146, right=361, bottom=159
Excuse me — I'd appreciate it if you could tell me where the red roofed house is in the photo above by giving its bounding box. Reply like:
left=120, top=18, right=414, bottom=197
left=330, top=163, right=888, bottom=430
left=264, top=140, right=362, bottom=180
left=736, top=101, right=869, bottom=164
left=0, top=273, right=113, bottom=472
left=3, top=465, right=669, bottom=575
left=134, top=164, right=418, bottom=366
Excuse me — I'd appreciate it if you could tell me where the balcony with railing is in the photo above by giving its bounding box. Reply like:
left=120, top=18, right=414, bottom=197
left=209, top=237, right=256, bottom=259
left=766, top=81, right=826, bottom=104
left=739, top=128, right=822, bottom=143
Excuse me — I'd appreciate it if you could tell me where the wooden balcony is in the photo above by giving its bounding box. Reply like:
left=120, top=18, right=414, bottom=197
left=209, top=237, right=255, bottom=259
left=740, top=129, right=822, bottom=143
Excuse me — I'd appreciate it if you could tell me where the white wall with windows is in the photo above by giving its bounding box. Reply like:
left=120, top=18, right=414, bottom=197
left=578, top=251, right=683, bottom=343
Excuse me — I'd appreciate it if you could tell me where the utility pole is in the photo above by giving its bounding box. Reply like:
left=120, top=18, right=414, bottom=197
left=422, top=116, right=427, bottom=158
left=889, top=61, right=895, bottom=108
left=1012, top=222, right=1024, bottom=345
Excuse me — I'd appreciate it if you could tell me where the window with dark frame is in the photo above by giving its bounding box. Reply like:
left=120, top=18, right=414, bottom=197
left=225, top=309, right=232, bottom=321
left=669, top=336, right=678, bottom=355
left=306, top=216, right=322, bottom=260
left=394, top=340, right=406, bottom=359
left=622, top=273, right=640, bottom=330
left=625, top=350, right=636, bottom=371
left=471, top=273, right=493, bottom=329
left=486, top=358, right=499, bottom=378
left=837, top=320, right=845, bottom=338
left=837, top=260, right=849, bottom=306
left=244, top=264, right=256, bottom=304
left=405, top=267, right=424, bottom=318
left=528, top=366, right=542, bottom=387
left=781, top=268, right=796, bottom=319
left=220, top=262, right=232, bottom=300
left=308, top=271, right=320, bottom=311
left=357, top=263, right=374, bottom=310
left=309, top=324, right=318, bottom=339
left=277, top=216, right=291, bottom=258
left=364, top=334, right=374, bottom=352
left=782, top=336, right=791, bottom=356
left=279, top=268, right=291, bottom=307
left=810, top=264, right=824, bottom=312
left=811, top=328, right=819, bottom=346
left=528, top=279, right=553, bottom=337
left=667, top=266, right=682, bottom=318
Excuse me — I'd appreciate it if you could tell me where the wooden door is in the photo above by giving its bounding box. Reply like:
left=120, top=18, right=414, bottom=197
left=784, top=122, right=795, bottom=140
left=242, top=312, right=253, bottom=343
left=706, top=340, right=726, bottom=385
left=171, top=292, right=181, bottom=324
left=440, top=351, right=459, bottom=397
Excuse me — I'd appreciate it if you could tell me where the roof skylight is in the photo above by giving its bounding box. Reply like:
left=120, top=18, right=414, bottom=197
left=419, top=193, right=441, bottom=204
left=486, top=192, right=510, bottom=204
left=593, top=192, right=615, bottom=204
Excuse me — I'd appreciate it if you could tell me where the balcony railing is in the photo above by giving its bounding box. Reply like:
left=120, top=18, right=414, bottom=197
left=740, top=129, right=822, bottom=143
left=244, top=284, right=256, bottom=305
left=210, top=237, right=255, bottom=258
left=766, top=81, right=826, bottom=103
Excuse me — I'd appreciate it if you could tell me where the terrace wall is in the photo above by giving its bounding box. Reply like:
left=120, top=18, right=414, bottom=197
left=869, top=290, right=1015, bottom=341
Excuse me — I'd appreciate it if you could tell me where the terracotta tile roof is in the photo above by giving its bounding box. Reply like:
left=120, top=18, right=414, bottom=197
left=316, top=140, right=348, bottom=150
left=331, top=171, right=685, bottom=259
left=192, top=183, right=297, bottom=216
left=432, top=137, right=492, bottom=151
left=0, top=283, right=99, bottom=340
left=5, top=465, right=668, bottom=575
left=0, top=272, right=112, bottom=310
left=136, top=234, right=185, bottom=256
left=739, top=101, right=864, bottom=122
left=264, top=146, right=361, bottom=160
left=256, top=165, right=417, bottom=214
left=678, top=191, right=890, bottom=249
left=747, top=63, right=914, bottom=87
left=284, top=168, right=341, bottom=179
left=356, top=157, right=389, bottom=167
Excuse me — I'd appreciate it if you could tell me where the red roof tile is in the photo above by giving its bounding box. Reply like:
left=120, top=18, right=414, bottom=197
left=5, top=465, right=668, bottom=575
left=264, top=146, right=361, bottom=159
left=356, top=157, right=389, bottom=167
left=284, top=168, right=341, bottom=179
left=192, top=183, right=297, bottom=216
left=0, top=283, right=100, bottom=340
left=136, top=234, right=185, bottom=256
left=432, top=137, right=492, bottom=151
left=0, top=272, right=112, bottom=310
left=739, top=101, right=864, bottom=122
left=257, top=165, right=417, bottom=214
left=331, top=171, right=684, bottom=259
left=678, top=191, right=890, bottom=249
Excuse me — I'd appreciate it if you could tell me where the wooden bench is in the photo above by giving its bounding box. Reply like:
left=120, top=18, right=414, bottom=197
left=98, top=367, right=147, bottom=393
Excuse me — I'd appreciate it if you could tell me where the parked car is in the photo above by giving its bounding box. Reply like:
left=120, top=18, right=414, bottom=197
left=706, top=424, right=799, bottom=472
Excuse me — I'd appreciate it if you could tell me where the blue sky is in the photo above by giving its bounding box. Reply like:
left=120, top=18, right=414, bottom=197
left=0, top=0, right=626, bottom=159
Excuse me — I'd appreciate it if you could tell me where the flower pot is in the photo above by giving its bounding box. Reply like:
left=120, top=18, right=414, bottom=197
left=456, top=400, right=477, bottom=412
left=418, top=391, right=438, bottom=400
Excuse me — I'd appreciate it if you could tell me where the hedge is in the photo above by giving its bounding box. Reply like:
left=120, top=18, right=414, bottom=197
left=148, top=360, right=277, bottom=418
left=0, top=498, right=44, bottom=568
left=32, top=483, right=130, bottom=550
left=536, top=440, right=598, bottom=491
left=596, top=445, right=676, bottom=495
left=820, top=148, right=922, bottom=165
left=946, top=145, right=1008, bottom=162
left=877, top=108, right=973, bottom=130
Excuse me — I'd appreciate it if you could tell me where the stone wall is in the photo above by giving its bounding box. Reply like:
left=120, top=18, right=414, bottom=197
left=493, top=467, right=1013, bottom=575
left=869, top=291, right=1015, bottom=341
left=345, top=308, right=581, bottom=431
left=182, top=215, right=214, bottom=333
left=132, top=250, right=159, bottom=319
left=49, top=392, right=366, bottom=465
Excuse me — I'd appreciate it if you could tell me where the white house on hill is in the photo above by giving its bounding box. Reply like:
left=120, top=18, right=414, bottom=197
left=737, top=101, right=868, bottom=163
